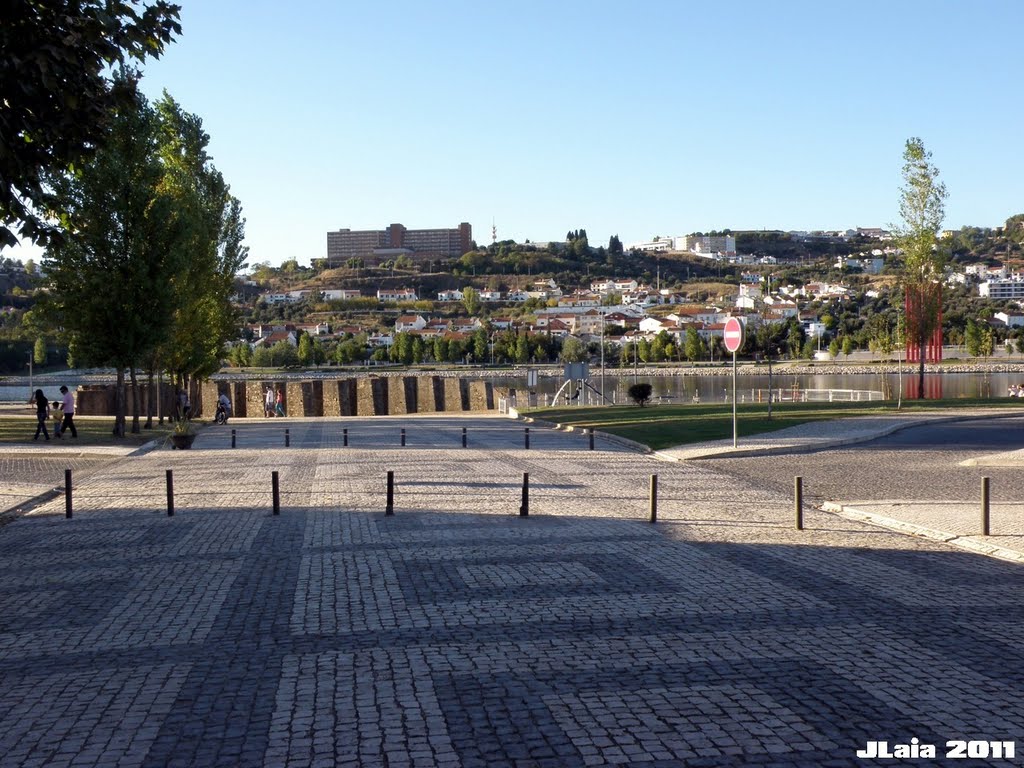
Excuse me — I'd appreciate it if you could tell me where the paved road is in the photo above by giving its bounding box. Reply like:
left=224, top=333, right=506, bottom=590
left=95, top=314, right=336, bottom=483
left=707, top=416, right=1024, bottom=504
left=0, top=416, right=1023, bottom=767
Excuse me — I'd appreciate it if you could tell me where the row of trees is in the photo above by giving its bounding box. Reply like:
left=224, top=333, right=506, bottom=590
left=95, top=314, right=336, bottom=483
left=39, top=77, right=246, bottom=435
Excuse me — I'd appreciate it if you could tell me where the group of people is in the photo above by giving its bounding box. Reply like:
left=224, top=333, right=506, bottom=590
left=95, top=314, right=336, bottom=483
left=31, top=385, right=76, bottom=441
left=1008, top=385, right=1024, bottom=397
left=264, top=386, right=285, bottom=417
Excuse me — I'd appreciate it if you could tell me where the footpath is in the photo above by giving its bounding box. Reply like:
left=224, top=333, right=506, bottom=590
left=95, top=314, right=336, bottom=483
left=656, top=407, right=1024, bottom=563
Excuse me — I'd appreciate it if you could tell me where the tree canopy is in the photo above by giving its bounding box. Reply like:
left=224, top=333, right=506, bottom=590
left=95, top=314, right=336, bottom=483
left=0, top=0, right=181, bottom=248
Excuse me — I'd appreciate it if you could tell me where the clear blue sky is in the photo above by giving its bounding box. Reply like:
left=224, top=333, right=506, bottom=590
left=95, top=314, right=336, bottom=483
left=27, top=0, right=1024, bottom=267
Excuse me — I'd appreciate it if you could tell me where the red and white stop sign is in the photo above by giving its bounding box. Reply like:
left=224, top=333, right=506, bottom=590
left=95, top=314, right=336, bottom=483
left=723, top=317, right=744, bottom=353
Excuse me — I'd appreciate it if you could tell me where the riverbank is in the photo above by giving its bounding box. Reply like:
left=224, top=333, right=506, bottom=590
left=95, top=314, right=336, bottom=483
left=5, top=360, right=1024, bottom=385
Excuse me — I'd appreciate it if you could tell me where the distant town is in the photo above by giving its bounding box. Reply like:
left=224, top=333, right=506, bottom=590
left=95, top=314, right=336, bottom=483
left=223, top=216, right=1024, bottom=368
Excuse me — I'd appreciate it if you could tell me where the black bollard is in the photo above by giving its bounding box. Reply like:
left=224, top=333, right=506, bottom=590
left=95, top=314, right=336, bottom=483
left=401, top=428, right=406, bottom=447
left=649, top=474, right=658, bottom=523
left=231, top=429, right=236, bottom=449
left=795, top=476, right=804, bottom=530
left=285, top=428, right=290, bottom=448
left=166, top=469, right=174, bottom=517
left=524, top=427, right=530, bottom=450
left=520, top=472, right=529, bottom=517
left=343, top=428, right=348, bottom=447
left=272, top=471, right=280, bottom=516
left=462, top=427, right=467, bottom=448
left=981, top=476, right=990, bottom=536
left=588, top=428, right=595, bottom=451
left=385, top=471, right=394, bottom=516
left=65, top=468, right=72, bottom=519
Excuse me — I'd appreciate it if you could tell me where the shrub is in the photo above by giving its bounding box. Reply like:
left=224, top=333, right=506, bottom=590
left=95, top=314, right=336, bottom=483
left=628, top=382, right=653, bottom=407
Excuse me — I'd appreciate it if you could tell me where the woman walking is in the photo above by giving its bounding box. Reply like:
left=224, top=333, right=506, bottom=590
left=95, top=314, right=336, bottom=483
left=274, top=388, right=285, bottom=417
left=32, top=389, right=50, bottom=441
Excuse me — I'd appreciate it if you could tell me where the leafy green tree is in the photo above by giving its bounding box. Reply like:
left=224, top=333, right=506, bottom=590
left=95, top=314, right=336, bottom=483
left=1, top=0, right=181, bottom=248
left=841, top=336, right=853, bottom=357
left=462, top=287, right=481, bottom=315
left=297, top=333, right=314, bottom=366
left=411, top=336, right=425, bottom=364
left=965, top=319, right=982, bottom=357
left=828, top=338, right=840, bottom=358
left=157, top=93, right=246, bottom=390
left=472, top=328, right=488, bottom=362
left=894, top=137, right=947, bottom=398
left=684, top=327, right=703, bottom=362
left=515, top=334, right=530, bottom=364
left=43, top=80, right=184, bottom=436
left=312, top=338, right=326, bottom=367
left=559, top=336, right=587, bottom=363
left=33, top=337, right=46, bottom=366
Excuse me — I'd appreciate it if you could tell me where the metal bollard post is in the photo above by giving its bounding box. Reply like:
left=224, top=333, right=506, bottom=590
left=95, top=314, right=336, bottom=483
left=385, top=471, right=394, bottom=516
left=525, top=427, right=530, bottom=450
left=401, top=428, right=406, bottom=447
left=166, top=469, right=174, bottom=517
left=285, top=428, right=290, bottom=448
left=231, top=429, right=236, bottom=449
left=649, top=474, right=658, bottom=523
left=65, top=468, right=72, bottom=519
left=462, top=427, right=467, bottom=448
left=343, top=427, right=348, bottom=447
left=520, top=472, right=529, bottom=517
left=272, top=471, right=280, bottom=516
left=981, top=476, right=990, bottom=536
left=589, top=428, right=595, bottom=451
left=795, top=476, right=804, bottom=530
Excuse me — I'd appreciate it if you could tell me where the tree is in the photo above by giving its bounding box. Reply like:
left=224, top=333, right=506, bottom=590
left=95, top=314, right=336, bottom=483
left=42, top=79, right=185, bottom=436
left=841, top=336, right=853, bottom=357
left=462, top=286, right=481, bottom=316
left=894, top=137, right=948, bottom=398
left=559, top=336, right=587, bottom=363
left=33, top=337, right=46, bottom=366
left=297, top=333, right=314, bottom=366
left=828, top=338, right=840, bottom=358
left=627, top=382, right=652, bottom=407
left=684, top=327, right=703, bottom=362
left=1, top=1, right=181, bottom=248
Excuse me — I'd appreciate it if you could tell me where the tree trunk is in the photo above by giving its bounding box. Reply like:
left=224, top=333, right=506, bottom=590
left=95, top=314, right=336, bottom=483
left=157, top=368, right=164, bottom=425
left=917, top=351, right=926, bottom=399
left=114, top=367, right=126, bottom=437
left=143, top=367, right=154, bottom=430
left=129, top=366, right=141, bottom=433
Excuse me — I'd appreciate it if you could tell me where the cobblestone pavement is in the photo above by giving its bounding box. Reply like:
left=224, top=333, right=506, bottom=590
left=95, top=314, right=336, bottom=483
left=1, top=416, right=1023, bottom=766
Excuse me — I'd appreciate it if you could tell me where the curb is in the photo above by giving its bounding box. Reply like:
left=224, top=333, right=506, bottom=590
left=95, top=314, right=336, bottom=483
left=516, top=415, right=652, bottom=454
left=821, top=501, right=1024, bottom=564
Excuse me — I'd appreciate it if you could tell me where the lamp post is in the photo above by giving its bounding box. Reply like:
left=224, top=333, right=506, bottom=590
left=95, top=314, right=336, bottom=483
left=27, top=350, right=32, bottom=400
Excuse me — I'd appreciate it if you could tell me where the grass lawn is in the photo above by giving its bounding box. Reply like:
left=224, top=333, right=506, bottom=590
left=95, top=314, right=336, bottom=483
left=525, top=398, right=1024, bottom=450
left=0, top=413, right=179, bottom=447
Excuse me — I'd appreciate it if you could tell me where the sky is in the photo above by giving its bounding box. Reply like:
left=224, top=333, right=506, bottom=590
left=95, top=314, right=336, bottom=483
left=15, top=0, right=1024, bottom=267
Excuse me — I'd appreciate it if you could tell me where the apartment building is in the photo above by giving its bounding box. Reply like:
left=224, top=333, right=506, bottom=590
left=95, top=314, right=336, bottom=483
left=327, top=222, right=472, bottom=266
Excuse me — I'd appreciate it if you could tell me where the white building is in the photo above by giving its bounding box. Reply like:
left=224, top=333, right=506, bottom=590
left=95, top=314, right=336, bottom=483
left=980, top=278, right=1024, bottom=300
left=377, top=288, right=418, bottom=302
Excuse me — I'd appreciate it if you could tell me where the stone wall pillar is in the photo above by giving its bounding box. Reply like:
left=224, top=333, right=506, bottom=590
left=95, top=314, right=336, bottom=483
left=468, top=380, right=494, bottom=410
left=443, top=377, right=469, bottom=411
left=416, top=376, right=444, bottom=413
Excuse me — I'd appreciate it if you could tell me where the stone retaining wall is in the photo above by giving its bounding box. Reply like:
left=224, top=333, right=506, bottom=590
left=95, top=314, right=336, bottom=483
left=76, top=376, right=496, bottom=418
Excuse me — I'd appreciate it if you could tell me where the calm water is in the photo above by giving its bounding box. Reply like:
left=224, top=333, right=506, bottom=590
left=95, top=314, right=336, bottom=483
left=503, top=371, right=1016, bottom=406
left=0, top=371, right=1018, bottom=405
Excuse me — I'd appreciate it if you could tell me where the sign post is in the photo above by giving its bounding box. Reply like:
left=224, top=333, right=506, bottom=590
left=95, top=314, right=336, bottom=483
left=723, top=317, right=744, bottom=448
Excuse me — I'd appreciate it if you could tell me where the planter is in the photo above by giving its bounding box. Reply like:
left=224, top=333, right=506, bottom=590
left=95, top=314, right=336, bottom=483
left=170, top=433, right=196, bottom=450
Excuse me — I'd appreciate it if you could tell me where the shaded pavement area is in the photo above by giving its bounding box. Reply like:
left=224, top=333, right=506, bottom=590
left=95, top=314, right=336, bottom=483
left=0, top=415, right=1022, bottom=766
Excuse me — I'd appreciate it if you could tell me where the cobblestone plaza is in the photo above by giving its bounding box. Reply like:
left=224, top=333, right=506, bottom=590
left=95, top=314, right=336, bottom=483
left=0, top=417, right=1022, bottom=767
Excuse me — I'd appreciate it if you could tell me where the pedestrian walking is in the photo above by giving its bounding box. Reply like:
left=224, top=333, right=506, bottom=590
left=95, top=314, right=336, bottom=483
left=31, top=389, right=50, bottom=441
left=274, top=387, right=285, bottom=417
left=58, top=385, right=77, bottom=438
left=177, top=389, right=191, bottom=421
left=264, top=387, right=274, bottom=417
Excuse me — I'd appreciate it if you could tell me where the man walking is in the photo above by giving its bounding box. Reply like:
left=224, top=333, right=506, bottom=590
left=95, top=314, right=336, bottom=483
left=57, top=385, right=77, bottom=438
